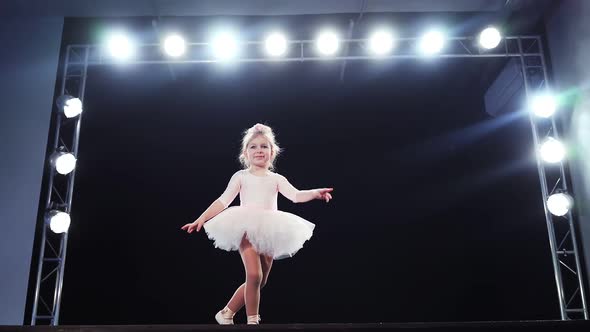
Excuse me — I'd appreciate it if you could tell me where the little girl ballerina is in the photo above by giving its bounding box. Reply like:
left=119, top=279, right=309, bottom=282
left=181, top=123, right=333, bottom=325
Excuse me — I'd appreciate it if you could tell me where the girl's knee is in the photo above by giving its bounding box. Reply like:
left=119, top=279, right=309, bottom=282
left=246, top=270, right=263, bottom=285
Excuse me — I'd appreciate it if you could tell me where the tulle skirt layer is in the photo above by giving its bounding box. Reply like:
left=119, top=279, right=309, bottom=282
left=203, top=206, right=315, bottom=260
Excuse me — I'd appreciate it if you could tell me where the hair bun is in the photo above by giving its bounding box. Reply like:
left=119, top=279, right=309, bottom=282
left=251, top=123, right=270, bottom=133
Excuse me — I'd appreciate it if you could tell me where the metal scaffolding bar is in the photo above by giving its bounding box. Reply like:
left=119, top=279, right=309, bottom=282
left=517, top=37, right=588, bottom=320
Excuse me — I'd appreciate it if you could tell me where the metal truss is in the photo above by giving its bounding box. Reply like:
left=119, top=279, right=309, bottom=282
left=31, top=45, right=89, bottom=326
left=517, top=37, right=588, bottom=320
left=31, top=35, right=587, bottom=325
left=64, top=36, right=546, bottom=65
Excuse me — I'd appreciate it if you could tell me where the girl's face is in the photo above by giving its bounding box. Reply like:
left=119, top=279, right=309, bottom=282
left=245, top=135, right=273, bottom=168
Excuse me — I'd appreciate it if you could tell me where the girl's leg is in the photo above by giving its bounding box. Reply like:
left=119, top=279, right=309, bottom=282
left=216, top=237, right=261, bottom=325
left=225, top=283, right=245, bottom=313
left=225, top=243, right=274, bottom=312
left=239, top=237, right=262, bottom=317
left=260, top=253, right=274, bottom=288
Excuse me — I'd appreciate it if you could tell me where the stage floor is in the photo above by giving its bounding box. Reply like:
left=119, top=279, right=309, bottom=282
left=2, top=320, right=590, bottom=332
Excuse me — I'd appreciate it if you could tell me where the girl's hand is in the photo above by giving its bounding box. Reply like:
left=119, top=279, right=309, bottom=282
left=181, top=219, right=205, bottom=233
left=316, top=188, right=334, bottom=203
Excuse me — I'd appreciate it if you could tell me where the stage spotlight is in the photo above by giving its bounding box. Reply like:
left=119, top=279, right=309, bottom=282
left=163, top=34, right=186, bottom=57
left=51, top=152, right=76, bottom=175
left=419, top=30, right=445, bottom=55
left=316, top=30, right=340, bottom=56
left=479, top=27, right=502, bottom=49
left=547, top=192, right=573, bottom=217
left=265, top=32, right=288, bottom=57
left=46, top=210, right=71, bottom=234
left=530, top=93, right=557, bottom=118
left=56, top=95, right=82, bottom=118
left=107, top=33, right=135, bottom=60
left=211, top=32, right=239, bottom=60
left=539, top=137, right=566, bottom=164
left=369, top=29, right=395, bottom=55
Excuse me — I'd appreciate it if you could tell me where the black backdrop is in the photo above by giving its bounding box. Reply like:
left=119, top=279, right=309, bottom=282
left=55, top=15, right=558, bottom=324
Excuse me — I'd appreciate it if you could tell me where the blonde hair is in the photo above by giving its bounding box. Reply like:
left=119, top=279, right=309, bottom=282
left=239, top=123, right=282, bottom=170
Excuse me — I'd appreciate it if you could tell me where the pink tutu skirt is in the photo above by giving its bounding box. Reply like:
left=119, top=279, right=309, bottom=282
left=203, top=206, right=315, bottom=260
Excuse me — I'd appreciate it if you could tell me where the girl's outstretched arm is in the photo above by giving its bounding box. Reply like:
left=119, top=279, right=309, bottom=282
left=181, top=171, right=242, bottom=233
left=277, top=174, right=333, bottom=203
left=181, top=199, right=225, bottom=233
left=295, top=188, right=333, bottom=203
